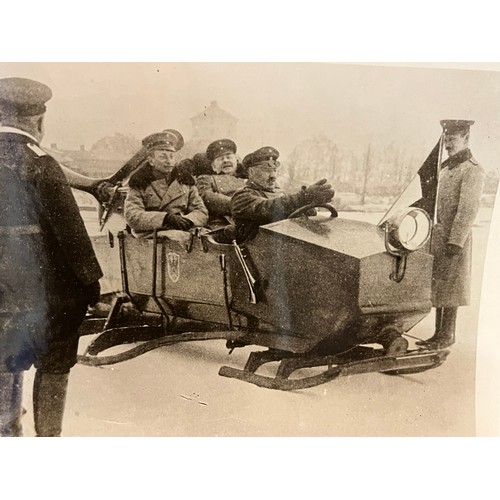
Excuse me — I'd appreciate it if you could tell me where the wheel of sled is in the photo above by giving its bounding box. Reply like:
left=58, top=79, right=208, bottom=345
left=377, top=325, right=409, bottom=357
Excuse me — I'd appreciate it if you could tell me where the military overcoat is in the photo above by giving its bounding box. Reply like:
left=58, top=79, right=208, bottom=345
left=231, top=181, right=306, bottom=242
left=431, top=148, right=484, bottom=307
left=196, top=173, right=246, bottom=227
left=124, top=164, right=208, bottom=238
left=0, top=131, right=103, bottom=371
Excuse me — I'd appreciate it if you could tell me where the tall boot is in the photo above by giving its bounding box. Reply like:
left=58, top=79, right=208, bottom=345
left=431, top=307, right=457, bottom=349
left=416, top=308, right=443, bottom=346
left=33, top=371, right=69, bottom=437
left=0, top=372, right=24, bottom=437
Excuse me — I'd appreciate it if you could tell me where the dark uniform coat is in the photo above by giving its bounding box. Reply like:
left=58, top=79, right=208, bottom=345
left=0, top=131, right=103, bottom=372
left=196, top=173, right=246, bottom=228
left=231, top=181, right=306, bottom=242
left=431, top=148, right=484, bottom=307
left=124, top=163, right=208, bottom=238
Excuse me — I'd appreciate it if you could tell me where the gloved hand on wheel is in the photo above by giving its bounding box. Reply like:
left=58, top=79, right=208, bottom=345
left=301, top=179, right=335, bottom=205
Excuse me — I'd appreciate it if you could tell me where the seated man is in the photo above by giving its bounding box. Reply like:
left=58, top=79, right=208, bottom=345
left=196, top=139, right=247, bottom=229
left=231, top=146, right=335, bottom=242
left=124, top=130, right=208, bottom=238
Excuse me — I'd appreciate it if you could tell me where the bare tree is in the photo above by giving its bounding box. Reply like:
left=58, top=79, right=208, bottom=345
left=361, top=143, right=372, bottom=204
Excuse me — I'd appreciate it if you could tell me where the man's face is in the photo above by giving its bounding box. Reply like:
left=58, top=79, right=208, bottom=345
left=444, top=132, right=468, bottom=157
left=212, top=152, right=237, bottom=175
left=149, top=148, right=175, bottom=175
left=249, top=163, right=278, bottom=190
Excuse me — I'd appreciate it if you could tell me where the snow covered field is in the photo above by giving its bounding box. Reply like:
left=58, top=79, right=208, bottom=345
left=18, top=207, right=494, bottom=436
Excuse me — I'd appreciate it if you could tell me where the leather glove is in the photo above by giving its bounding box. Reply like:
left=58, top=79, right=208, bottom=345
left=171, top=161, right=196, bottom=186
left=302, top=179, right=335, bottom=205
left=445, top=243, right=462, bottom=257
left=85, top=281, right=101, bottom=307
left=96, top=181, right=116, bottom=203
left=163, top=213, right=193, bottom=231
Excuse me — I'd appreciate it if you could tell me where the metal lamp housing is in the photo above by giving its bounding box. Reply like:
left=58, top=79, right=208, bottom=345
left=384, top=208, right=432, bottom=254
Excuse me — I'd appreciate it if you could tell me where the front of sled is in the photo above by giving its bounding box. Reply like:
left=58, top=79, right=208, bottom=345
left=217, top=205, right=449, bottom=390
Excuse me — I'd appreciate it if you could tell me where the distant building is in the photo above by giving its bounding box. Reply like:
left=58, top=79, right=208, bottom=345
left=177, top=101, right=239, bottom=160
left=190, top=101, right=238, bottom=142
left=169, top=102, right=235, bottom=162
left=46, top=133, right=141, bottom=178
left=45, top=144, right=122, bottom=178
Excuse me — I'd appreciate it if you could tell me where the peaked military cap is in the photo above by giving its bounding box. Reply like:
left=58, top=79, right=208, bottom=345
left=242, top=146, right=280, bottom=169
left=206, top=138, right=237, bottom=162
left=440, top=119, right=475, bottom=134
left=142, top=129, right=184, bottom=152
left=0, top=77, right=52, bottom=117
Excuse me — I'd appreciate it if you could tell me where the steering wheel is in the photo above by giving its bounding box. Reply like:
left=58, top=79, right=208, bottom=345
left=287, top=203, right=338, bottom=219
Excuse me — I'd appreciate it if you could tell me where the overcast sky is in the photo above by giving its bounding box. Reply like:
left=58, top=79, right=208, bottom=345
left=1, top=62, right=499, bottom=174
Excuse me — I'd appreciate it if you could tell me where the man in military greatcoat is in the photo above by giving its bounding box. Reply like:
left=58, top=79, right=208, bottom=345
left=124, top=130, right=208, bottom=238
left=0, top=77, right=103, bottom=436
left=417, top=120, right=484, bottom=349
left=196, top=138, right=247, bottom=229
left=231, top=146, right=335, bottom=242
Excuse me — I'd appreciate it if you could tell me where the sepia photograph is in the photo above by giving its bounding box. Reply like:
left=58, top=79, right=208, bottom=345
left=1, top=61, right=499, bottom=440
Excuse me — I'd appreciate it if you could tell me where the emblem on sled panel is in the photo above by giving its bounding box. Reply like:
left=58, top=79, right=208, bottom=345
left=167, top=252, right=181, bottom=283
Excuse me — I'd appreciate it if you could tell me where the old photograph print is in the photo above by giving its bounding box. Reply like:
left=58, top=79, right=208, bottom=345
left=1, top=62, right=499, bottom=436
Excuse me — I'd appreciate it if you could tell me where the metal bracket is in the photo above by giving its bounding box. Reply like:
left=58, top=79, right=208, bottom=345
left=390, top=254, right=407, bottom=283
left=232, top=240, right=258, bottom=304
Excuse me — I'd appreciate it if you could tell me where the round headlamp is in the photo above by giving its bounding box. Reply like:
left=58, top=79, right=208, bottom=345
left=384, top=208, right=431, bottom=253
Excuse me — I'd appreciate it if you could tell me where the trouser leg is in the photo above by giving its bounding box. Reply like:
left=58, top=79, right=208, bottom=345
left=33, top=300, right=87, bottom=437
left=0, top=372, right=24, bottom=437
left=33, top=370, right=70, bottom=437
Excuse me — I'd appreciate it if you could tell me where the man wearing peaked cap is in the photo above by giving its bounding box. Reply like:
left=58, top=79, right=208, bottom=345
left=417, top=119, right=484, bottom=350
left=125, top=129, right=208, bottom=237
left=0, top=77, right=52, bottom=117
left=440, top=119, right=475, bottom=135
left=196, top=138, right=246, bottom=228
left=142, top=129, right=184, bottom=153
left=0, top=77, right=103, bottom=436
left=230, top=146, right=335, bottom=242
left=206, top=138, right=237, bottom=167
left=242, top=146, right=280, bottom=169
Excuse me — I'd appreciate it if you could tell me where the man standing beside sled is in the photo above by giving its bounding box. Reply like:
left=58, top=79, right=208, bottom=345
left=417, top=119, right=484, bottom=350
left=0, top=77, right=103, bottom=436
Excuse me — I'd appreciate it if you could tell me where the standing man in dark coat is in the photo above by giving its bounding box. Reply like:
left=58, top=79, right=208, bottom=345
left=0, top=77, right=103, bottom=436
left=417, top=120, right=484, bottom=349
left=231, top=146, right=335, bottom=242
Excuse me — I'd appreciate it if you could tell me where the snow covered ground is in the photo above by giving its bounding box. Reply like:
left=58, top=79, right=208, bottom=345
left=18, top=208, right=493, bottom=436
